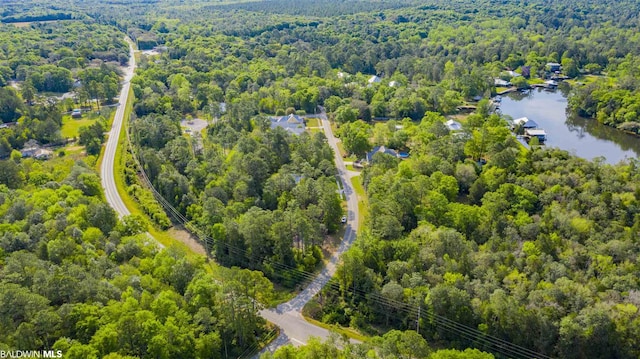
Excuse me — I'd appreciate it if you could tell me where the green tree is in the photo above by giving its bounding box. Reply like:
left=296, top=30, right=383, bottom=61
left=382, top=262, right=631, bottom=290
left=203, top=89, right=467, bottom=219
left=338, top=120, right=371, bottom=158
left=22, top=83, right=36, bottom=105
left=430, top=348, right=495, bottom=359
left=334, top=104, right=358, bottom=124
left=561, top=57, right=580, bottom=78
left=0, top=160, right=24, bottom=188
left=0, top=87, right=23, bottom=123
left=511, top=76, right=529, bottom=89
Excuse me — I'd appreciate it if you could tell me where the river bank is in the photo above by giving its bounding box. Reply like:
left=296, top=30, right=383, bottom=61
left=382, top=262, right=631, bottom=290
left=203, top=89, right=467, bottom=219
left=498, top=88, right=640, bottom=164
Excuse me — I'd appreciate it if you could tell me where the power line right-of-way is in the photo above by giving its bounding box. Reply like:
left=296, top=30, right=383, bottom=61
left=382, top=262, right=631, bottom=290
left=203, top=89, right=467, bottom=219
left=124, top=115, right=552, bottom=359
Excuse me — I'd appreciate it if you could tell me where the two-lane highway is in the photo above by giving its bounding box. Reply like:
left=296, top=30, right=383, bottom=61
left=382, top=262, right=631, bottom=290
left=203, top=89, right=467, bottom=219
left=101, top=38, right=136, bottom=218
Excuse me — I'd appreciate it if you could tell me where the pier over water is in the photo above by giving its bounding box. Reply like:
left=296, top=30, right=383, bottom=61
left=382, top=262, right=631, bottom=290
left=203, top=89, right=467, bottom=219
left=499, top=88, right=640, bottom=164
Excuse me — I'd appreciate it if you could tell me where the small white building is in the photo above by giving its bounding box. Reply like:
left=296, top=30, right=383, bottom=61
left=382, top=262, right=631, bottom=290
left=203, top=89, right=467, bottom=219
left=494, top=78, right=511, bottom=87
left=33, top=148, right=53, bottom=160
left=368, top=75, right=382, bottom=84
left=445, top=119, right=463, bottom=131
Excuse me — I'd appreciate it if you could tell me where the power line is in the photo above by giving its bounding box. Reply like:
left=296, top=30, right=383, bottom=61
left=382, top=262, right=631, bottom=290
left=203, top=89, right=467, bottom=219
left=236, top=329, right=278, bottom=359
left=124, top=120, right=553, bottom=359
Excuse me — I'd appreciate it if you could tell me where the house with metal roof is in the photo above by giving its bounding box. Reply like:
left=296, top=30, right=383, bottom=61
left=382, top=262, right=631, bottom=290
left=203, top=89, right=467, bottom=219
left=270, top=114, right=306, bottom=136
left=524, top=128, right=547, bottom=142
left=366, top=145, right=399, bottom=163
left=368, top=75, right=382, bottom=84
left=512, top=117, right=539, bottom=129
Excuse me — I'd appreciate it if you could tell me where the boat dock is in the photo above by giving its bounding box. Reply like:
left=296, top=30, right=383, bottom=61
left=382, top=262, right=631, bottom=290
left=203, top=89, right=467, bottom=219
left=510, top=116, right=547, bottom=144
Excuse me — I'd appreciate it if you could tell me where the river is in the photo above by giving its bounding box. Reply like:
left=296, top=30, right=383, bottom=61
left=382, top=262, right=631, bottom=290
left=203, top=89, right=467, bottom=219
left=498, top=87, right=640, bottom=165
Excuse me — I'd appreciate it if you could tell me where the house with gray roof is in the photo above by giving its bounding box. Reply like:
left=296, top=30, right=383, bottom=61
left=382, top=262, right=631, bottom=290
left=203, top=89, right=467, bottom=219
left=524, top=128, right=547, bottom=142
left=512, top=117, right=539, bottom=129
left=270, top=114, right=306, bottom=135
left=20, top=140, right=53, bottom=160
left=366, top=145, right=399, bottom=163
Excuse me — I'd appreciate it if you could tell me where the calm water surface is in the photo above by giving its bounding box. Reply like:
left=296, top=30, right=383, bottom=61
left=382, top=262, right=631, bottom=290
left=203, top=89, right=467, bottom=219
left=499, top=88, right=640, bottom=164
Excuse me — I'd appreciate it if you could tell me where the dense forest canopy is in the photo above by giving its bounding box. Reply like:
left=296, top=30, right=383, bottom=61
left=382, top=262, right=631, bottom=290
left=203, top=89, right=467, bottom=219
left=262, top=332, right=496, bottom=359
left=2, top=0, right=640, bottom=358
left=79, top=0, right=640, bottom=132
left=207, top=0, right=420, bottom=17
left=0, top=20, right=126, bottom=158
left=312, top=112, right=640, bottom=358
left=0, top=21, right=128, bottom=74
left=0, top=156, right=274, bottom=358
left=111, top=0, right=640, bottom=357
left=119, top=1, right=640, bottom=357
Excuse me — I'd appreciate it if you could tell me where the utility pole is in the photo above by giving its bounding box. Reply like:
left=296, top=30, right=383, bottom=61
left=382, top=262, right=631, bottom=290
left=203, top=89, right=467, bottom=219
left=417, top=305, right=421, bottom=333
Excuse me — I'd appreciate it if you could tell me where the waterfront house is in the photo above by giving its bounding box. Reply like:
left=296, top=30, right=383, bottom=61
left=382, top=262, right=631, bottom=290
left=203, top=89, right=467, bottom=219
left=512, top=117, right=539, bottom=129
left=524, top=128, right=547, bottom=142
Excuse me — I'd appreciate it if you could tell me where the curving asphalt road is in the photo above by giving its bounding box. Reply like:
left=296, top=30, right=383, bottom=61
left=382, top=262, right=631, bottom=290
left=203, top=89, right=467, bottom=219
left=100, top=38, right=360, bottom=357
left=256, top=110, right=361, bottom=356
left=101, top=38, right=136, bottom=218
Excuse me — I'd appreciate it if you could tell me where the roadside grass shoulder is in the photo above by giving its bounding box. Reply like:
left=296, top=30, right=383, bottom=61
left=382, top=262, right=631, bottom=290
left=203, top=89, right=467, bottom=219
left=336, top=141, right=357, bottom=162
left=301, top=315, right=368, bottom=342
left=350, top=175, right=368, bottom=230
left=107, top=86, right=196, bottom=256
left=94, top=109, right=117, bottom=172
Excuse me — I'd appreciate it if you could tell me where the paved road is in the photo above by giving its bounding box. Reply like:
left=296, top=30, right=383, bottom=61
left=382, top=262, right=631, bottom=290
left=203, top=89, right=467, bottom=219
left=101, top=38, right=136, bottom=218
left=257, top=110, right=361, bottom=356
left=99, top=40, right=360, bottom=356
